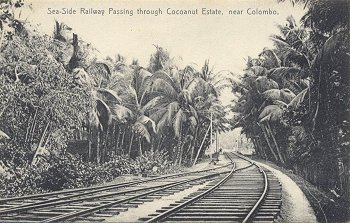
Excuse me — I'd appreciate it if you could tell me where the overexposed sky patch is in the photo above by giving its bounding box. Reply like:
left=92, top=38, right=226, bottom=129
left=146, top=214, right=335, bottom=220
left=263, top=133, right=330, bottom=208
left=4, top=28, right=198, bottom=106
left=25, top=0, right=305, bottom=74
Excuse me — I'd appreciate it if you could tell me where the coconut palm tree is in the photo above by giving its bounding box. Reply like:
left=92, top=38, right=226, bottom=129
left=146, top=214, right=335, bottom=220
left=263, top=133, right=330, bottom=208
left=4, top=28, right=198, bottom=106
left=120, top=67, right=157, bottom=157
left=145, top=66, right=227, bottom=164
left=73, top=63, right=133, bottom=163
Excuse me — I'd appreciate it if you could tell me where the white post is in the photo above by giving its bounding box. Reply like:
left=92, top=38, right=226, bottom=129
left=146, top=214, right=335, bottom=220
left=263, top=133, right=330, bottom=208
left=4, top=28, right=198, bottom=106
left=210, top=112, right=213, bottom=159
left=192, top=125, right=211, bottom=166
left=216, top=129, right=218, bottom=153
left=210, top=112, right=213, bottom=146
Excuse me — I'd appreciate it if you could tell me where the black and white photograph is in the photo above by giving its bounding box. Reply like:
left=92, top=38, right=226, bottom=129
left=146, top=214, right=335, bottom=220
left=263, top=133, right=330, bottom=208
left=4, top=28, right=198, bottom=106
left=0, top=0, right=349, bottom=222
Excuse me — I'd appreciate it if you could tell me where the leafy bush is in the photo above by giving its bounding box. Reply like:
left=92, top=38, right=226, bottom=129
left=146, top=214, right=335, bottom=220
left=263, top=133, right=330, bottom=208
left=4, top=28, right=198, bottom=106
left=39, top=155, right=88, bottom=190
left=103, top=154, right=138, bottom=176
left=1, top=165, right=49, bottom=197
left=0, top=150, right=176, bottom=198
left=134, top=150, right=170, bottom=174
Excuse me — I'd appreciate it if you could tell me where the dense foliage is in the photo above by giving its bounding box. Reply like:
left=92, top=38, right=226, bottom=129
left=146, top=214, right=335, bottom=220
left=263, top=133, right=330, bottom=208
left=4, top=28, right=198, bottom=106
left=0, top=0, right=231, bottom=197
left=0, top=4, right=348, bottom=222
left=231, top=0, right=349, bottom=213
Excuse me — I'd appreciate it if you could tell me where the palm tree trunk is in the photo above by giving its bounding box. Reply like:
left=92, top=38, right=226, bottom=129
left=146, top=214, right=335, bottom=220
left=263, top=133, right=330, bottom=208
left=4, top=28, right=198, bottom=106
left=128, top=131, right=134, bottom=157
left=111, top=123, right=116, bottom=156
left=121, top=125, right=127, bottom=153
left=96, top=130, right=101, bottom=164
left=150, top=136, right=154, bottom=152
left=102, top=125, right=109, bottom=163
left=139, top=136, right=143, bottom=156
left=266, top=122, right=285, bottom=164
left=115, top=124, right=120, bottom=155
left=174, top=143, right=180, bottom=165
left=178, top=141, right=186, bottom=165
left=251, top=138, right=261, bottom=157
left=157, top=136, right=164, bottom=151
left=259, top=123, right=279, bottom=162
left=190, top=126, right=199, bottom=162
left=256, top=137, right=267, bottom=159
left=178, top=128, right=190, bottom=165
left=68, top=33, right=79, bottom=71
left=88, top=123, right=92, bottom=161
left=31, top=120, right=51, bottom=165
left=189, top=145, right=195, bottom=163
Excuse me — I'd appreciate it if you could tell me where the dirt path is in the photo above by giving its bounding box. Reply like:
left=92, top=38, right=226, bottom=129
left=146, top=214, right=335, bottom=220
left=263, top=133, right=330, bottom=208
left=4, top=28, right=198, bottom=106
left=255, top=161, right=318, bottom=222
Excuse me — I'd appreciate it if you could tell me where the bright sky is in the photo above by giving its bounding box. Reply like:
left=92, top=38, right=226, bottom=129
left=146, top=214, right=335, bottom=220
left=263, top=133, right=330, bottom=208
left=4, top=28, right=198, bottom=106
left=25, top=0, right=305, bottom=74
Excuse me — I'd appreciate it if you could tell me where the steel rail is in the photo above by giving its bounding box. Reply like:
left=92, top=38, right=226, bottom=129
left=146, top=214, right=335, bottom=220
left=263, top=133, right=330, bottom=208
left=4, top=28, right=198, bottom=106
left=145, top=163, right=236, bottom=223
left=146, top=164, right=257, bottom=222
left=233, top=152, right=269, bottom=223
left=0, top=163, right=227, bottom=216
left=242, top=167, right=268, bottom=223
left=0, top=167, right=231, bottom=216
left=145, top=152, right=267, bottom=223
left=40, top=169, right=232, bottom=223
left=0, top=162, right=232, bottom=204
left=145, top=152, right=255, bottom=223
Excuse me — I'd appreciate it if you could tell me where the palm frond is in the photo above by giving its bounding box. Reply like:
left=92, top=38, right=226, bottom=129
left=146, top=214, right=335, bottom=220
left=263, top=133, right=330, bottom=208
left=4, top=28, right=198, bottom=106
left=262, top=88, right=296, bottom=103
left=173, top=108, right=186, bottom=138
left=268, top=67, right=302, bottom=81
left=255, top=76, right=279, bottom=92
left=96, top=99, right=112, bottom=129
left=73, top=68, right=96, bottom=87
left=245, top=66, right=268, bottom=76
left=188, top=116, right=197, bottom=131
left=142, top=96, right=162, bottom=113
left=258, top=104, right=284, bottom=123
left=109, top=104, right=133, bottom=122
left=132, top=67, right=152, bottom=97
left=150, top=79, right=178, bottom=99
left=262, top=89, right=281, bottom=101
left=95, top=88, right=122, bottom=104
left=133, top=122, right=151, bottom=142
left=288, top=87, right=309, bottom=109
left=87, top=62, right=112, bottom=80
left=137, top=115, right=157, bottom=133
left=272, top=100, right=288, bottom=107
left=280, top=88, right=296, bottom=103
left=151, top=71, right=181, bottom=93
left=167, top=101, right=180, bottom=123
left=157, top=110, right=169, bottom=132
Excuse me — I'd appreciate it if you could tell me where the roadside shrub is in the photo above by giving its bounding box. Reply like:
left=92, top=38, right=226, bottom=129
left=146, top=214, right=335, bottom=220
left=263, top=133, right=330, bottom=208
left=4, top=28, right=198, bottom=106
left=1, top=165, right=49, bottom=197
left=103, top=154, right=138, bottom=176
left=39, top=154, right=89, bottom=190
left=0, top=150, right=179, bottom=198
left=134, top=151, right=170, bottom=174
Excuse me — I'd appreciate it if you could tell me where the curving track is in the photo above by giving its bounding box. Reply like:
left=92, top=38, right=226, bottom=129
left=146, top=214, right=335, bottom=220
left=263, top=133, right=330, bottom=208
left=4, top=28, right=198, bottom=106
left=143, top=152, right=282, bottom=223
left=0, top=152, right=281, bottom=223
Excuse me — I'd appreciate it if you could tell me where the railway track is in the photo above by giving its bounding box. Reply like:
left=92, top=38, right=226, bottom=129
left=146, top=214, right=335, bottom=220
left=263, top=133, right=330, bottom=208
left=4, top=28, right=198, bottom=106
left=0, top=156, right=233, bottom=223
left=142, top=152, right=282, bottom=223
left=0, top=152, right=281, bottom=222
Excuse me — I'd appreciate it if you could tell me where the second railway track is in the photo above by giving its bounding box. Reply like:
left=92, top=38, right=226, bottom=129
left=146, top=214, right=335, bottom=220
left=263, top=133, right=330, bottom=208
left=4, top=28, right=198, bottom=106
left=0, top=156, right=232, bottom=223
